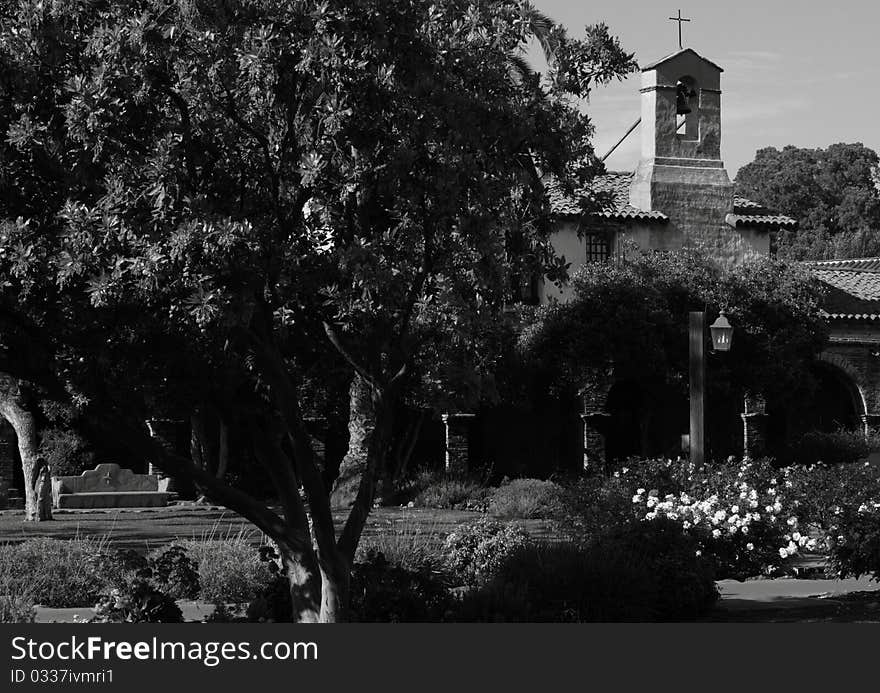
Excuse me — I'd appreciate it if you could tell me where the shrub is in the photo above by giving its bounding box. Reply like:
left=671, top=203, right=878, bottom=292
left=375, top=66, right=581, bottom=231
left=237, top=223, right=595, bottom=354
left=442, top=518, right=531, bottom=586
left=781, top=461, right=880, bottom=580
left=357, top=511, right=444, bottom=572
left=245, top=575, right=292, bottom=623
left=0, top=557, right=39, bottom=623
left=789, top=463, right=880, bottom=580
left=451, top=542, right=654, bottom=622
left=0, top=596, right=36, bottom=624
left=91, top=581, right=183, bottom=623
left=585, top=519, right=719, bottom=620
left=786, top=461, right=880, bottom=531
left=822, top=509, right=880, bottom=580
left=39, top=427, right=95, bottom=477
left=633, top=459, right=810, bottom=579
left=245, top=544, right=296, bottom=623
left=386, top=469, right=436, bottom=505
left=557, top=459, right=703, bottom=542
left=453, top=520, right=717, bottom=622
left=789, top=430, right=879, bottom=466
left=0, top=537, right=108, bottom=607
left=557, top=472, right=640, bottom=543
left=183, top=538, right=274, bottom=604
left=147, top=545, right=200, bottom=600
left=414, top=474, right=491, bottom=511
left=92, top=545, right=199, bottom=597
left=89, top=548, right=150, bottom=594
left=488, top=478, right=565, bottom=519
left=244, top=544, right=452, bottom=623
left=558, top=457, right=810, bottom=580
left=349, top=550, right=451, bottom=622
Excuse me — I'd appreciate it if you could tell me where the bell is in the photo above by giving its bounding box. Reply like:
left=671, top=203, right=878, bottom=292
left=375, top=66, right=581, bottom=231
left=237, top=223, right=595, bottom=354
left=676, top=82, right=693, bottom=115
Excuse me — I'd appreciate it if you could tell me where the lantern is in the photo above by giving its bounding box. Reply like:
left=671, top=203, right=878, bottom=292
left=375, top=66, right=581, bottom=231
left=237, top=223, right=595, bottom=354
left=710, top=311, right=734, bottom=352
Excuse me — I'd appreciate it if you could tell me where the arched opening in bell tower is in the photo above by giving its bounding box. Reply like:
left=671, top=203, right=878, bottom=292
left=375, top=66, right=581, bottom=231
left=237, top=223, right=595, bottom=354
left=675, top=76, right=699, bottom=141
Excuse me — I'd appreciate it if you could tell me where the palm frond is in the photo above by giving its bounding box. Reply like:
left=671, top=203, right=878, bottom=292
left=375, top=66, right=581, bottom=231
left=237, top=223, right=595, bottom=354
left=506, top=52, right=535, bottom=83
left=521, top=3, right=559, bottom=63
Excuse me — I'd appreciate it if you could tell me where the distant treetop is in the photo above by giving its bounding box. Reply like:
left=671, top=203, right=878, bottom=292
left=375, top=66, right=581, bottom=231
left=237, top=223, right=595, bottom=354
left=734, top=143, right=880, bottom=260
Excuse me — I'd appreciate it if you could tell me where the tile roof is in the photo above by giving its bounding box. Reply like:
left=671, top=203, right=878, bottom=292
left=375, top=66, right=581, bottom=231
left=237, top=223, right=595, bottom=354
left=548, top=173, right=795, bottom=229
left=725, top=213, right=798, bottom=229
left=546, top=172, right=668, bottom=222
left=807, top=258, right=880, bottom=271
left=726, top=197, right=798, bottom=229
left=804, top=258, right=880, bottom=320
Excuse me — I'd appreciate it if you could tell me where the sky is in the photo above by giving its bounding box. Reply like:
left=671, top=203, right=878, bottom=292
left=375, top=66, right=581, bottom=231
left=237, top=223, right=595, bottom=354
left=529, top=0, right=880, bottom=178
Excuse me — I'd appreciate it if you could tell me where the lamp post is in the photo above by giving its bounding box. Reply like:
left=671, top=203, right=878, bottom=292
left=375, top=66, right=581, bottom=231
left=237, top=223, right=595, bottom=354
left=689, top=311, right=734, bottom=465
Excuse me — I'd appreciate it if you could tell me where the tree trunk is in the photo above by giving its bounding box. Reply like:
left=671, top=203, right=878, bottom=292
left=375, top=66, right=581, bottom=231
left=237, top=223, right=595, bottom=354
left=0, top=375, right=50, bottom=521
left=192, top=406, right=229, bottom=501
left=336, top=389, right=396, bottom=565
left=320, top=378, right=352, bottom=491
left=216, top=418, right=229, bottom=480
left=280, top=547, right=323, bottom=622
left=332, top=374, right=374, bottom=506
left=190, top=411, right=206, bottom=470
left=318, top=556, right=350, bottom=623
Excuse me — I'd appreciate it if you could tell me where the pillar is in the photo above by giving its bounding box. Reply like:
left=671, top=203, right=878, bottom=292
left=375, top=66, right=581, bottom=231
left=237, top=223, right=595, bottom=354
left=689, top=311, right=705, bottom=466
left=442, top=413, right=474, bottom=475
left=581, top=412, right=610, bottom=472
left=741, top=395, right=767, bottom=460
left=861, top=413, right=880, bottom=437
left=146, top=418, right=181, bottom=493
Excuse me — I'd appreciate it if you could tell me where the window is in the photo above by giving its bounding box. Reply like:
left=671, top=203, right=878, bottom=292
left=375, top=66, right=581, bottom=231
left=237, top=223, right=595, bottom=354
left=585, top=232, right=610, bottom=263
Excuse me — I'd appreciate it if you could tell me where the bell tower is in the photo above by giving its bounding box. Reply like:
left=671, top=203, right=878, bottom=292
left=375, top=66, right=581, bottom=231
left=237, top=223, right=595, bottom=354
left=629, top=48, right=735, bottom=255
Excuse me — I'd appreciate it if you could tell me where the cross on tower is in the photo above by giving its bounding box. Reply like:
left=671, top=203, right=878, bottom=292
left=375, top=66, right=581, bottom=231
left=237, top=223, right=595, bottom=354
left=668, top=10, right=691, bottom=49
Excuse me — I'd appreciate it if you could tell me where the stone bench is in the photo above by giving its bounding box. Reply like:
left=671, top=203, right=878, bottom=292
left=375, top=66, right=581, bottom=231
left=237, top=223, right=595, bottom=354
left=52, top=463, right=171, bottom=509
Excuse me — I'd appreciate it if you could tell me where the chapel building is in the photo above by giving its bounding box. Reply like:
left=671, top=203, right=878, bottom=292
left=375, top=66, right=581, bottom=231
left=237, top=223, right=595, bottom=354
left=527, top=48, right=880, bottom=470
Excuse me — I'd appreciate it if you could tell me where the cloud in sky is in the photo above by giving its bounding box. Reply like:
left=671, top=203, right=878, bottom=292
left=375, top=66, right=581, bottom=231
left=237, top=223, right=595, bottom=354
left=723, top=97, right=810, bottom=124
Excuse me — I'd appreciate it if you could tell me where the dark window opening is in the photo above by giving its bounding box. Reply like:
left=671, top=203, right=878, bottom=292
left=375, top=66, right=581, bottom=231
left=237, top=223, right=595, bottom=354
left=585, top=233, right=610, bottom=263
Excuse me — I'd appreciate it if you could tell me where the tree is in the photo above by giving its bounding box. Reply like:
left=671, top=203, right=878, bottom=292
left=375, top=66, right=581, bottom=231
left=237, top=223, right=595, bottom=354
left=520, top=250, right=828, bottom=440
left=735, top=143, right=880, bottom=260
left=0, top=0, right=635, bottom=618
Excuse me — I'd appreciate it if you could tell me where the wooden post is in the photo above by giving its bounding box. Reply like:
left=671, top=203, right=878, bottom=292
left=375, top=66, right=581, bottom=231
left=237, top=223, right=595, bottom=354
left=689, top=311, right=705, bottom=466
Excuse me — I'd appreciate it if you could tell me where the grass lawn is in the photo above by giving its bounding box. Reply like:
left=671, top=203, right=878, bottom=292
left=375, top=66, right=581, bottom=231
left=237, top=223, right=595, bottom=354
left=0, top=503, right=560, bottom=551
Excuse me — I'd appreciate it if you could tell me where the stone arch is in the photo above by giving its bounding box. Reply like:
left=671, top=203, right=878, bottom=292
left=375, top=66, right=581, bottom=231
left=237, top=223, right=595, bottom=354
left=603, top=378, right=687, bottom=463
left=817, top=351, right=869, bottom=429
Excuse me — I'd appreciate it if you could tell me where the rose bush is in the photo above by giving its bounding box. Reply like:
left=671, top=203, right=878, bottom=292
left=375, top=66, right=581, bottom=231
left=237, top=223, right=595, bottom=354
left=785, top=461, right=880, bottom=579
left=562, top=458, right=817, bottom=580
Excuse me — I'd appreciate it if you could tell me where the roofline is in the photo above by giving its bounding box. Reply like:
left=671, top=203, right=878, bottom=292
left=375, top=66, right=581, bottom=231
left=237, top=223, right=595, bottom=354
left=551, top=210, right=669, bottom=224
left=724, top=213, right=797, bottom=230
left=812, top=268, right=880, bottom=274
left=803, top=258, right=880, bottom=267
left=641, top=48, right=724, bottom=73
left=823, top=312, right=880, bottom=321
